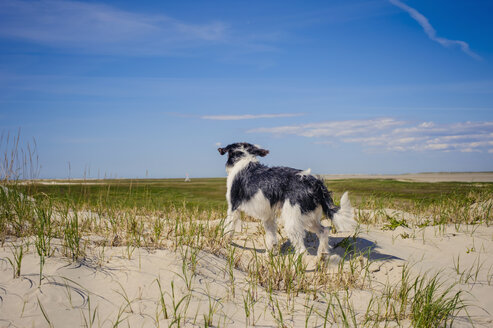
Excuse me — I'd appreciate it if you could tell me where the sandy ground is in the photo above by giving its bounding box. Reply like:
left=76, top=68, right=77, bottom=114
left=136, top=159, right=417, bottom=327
left=322, top=172, right=493, bottom=182
left=1, top=216, right=493, bottom=327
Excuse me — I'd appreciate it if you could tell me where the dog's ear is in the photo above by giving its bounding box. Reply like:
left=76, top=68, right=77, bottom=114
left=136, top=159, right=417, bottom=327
left=252, top=148, right=269, bottom=157
left=218, top=147, right=228, bottom=155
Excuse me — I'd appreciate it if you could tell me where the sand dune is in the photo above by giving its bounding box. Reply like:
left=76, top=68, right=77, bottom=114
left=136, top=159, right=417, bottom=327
left=1, top=209, right=493, bottom=327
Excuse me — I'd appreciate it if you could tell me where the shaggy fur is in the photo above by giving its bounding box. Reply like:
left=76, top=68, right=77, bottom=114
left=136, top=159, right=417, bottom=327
left=218, top=142, right=356, bottom=256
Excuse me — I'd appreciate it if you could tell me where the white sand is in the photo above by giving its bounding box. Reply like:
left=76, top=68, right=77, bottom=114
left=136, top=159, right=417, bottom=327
left=1, top=218, right=493, bottom=327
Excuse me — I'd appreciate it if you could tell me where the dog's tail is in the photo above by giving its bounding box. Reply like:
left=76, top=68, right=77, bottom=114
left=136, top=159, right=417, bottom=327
left=320, top=186, right=356, bottom=232
left=331, top=191, right=357, bottom=232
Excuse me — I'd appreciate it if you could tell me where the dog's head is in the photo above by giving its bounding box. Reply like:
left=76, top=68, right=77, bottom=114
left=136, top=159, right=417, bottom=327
left=218, top=142, right=269, bottom=169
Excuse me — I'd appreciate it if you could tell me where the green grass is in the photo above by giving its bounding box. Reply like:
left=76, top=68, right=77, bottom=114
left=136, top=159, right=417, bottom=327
left=382, top=215, right=409, bottom=231
left=21, top=178, right=493, bottom=215
left=27, top=178, right=228, bottom=212
left=2, top=177, right=491, bottom=244
left=327, top=178, right=493, bottom=207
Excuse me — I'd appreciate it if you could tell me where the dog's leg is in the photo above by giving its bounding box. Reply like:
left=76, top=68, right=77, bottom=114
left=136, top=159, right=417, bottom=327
left=263, top=216, right=278, bottom=251
left=224, top=208, right=241, bottom=238
left=281, top=202, right=307, bottom=255
left=304, top=209, right=331, bottom=258
left=313, top=225, right=331, bottom=258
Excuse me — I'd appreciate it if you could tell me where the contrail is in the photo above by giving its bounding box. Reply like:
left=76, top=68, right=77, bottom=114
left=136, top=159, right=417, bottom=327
left=389, top=0, right=481, bottom=60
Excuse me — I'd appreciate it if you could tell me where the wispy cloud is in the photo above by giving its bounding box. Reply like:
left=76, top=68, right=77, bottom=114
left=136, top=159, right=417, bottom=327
left=389, top=0, right=481, bottom=60
left=201, top=113, right=303, bottom=120
left=249, top=118, right=404, bottom=137
left=250, top=118, right=493, bottom=153
left=0, top=0, right=228, bottom=54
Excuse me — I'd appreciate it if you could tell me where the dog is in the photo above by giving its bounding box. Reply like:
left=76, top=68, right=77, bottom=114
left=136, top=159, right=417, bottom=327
left=218, top=142, right=356, bottom=257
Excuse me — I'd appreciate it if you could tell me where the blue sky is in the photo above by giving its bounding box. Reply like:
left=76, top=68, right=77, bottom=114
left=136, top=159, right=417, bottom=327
left=1, top=0, right=492, bottom=178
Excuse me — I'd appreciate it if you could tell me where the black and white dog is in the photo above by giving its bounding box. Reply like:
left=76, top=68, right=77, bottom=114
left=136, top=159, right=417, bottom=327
left=218, top=142, right=356, bottom=256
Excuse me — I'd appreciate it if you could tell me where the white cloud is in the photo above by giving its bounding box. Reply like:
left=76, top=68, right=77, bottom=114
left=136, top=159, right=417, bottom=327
left=419, top=122, right=434, bottom=128
left=389, top=0, right=481, bottom=60
left=249, top=118, right=404, bottom=137
left=250, top=118, right=493, bottom=153
left=202, top=113, right=303, bottom=120
left=0, top=0, right=229, bottom=54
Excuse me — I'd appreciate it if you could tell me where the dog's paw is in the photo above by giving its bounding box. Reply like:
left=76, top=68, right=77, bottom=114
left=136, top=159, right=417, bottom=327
left=266, top=244, right=280, bottom=255
left=222, top=227, right=235, bottom=241
left=317, top=251, right=331, bottom=262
